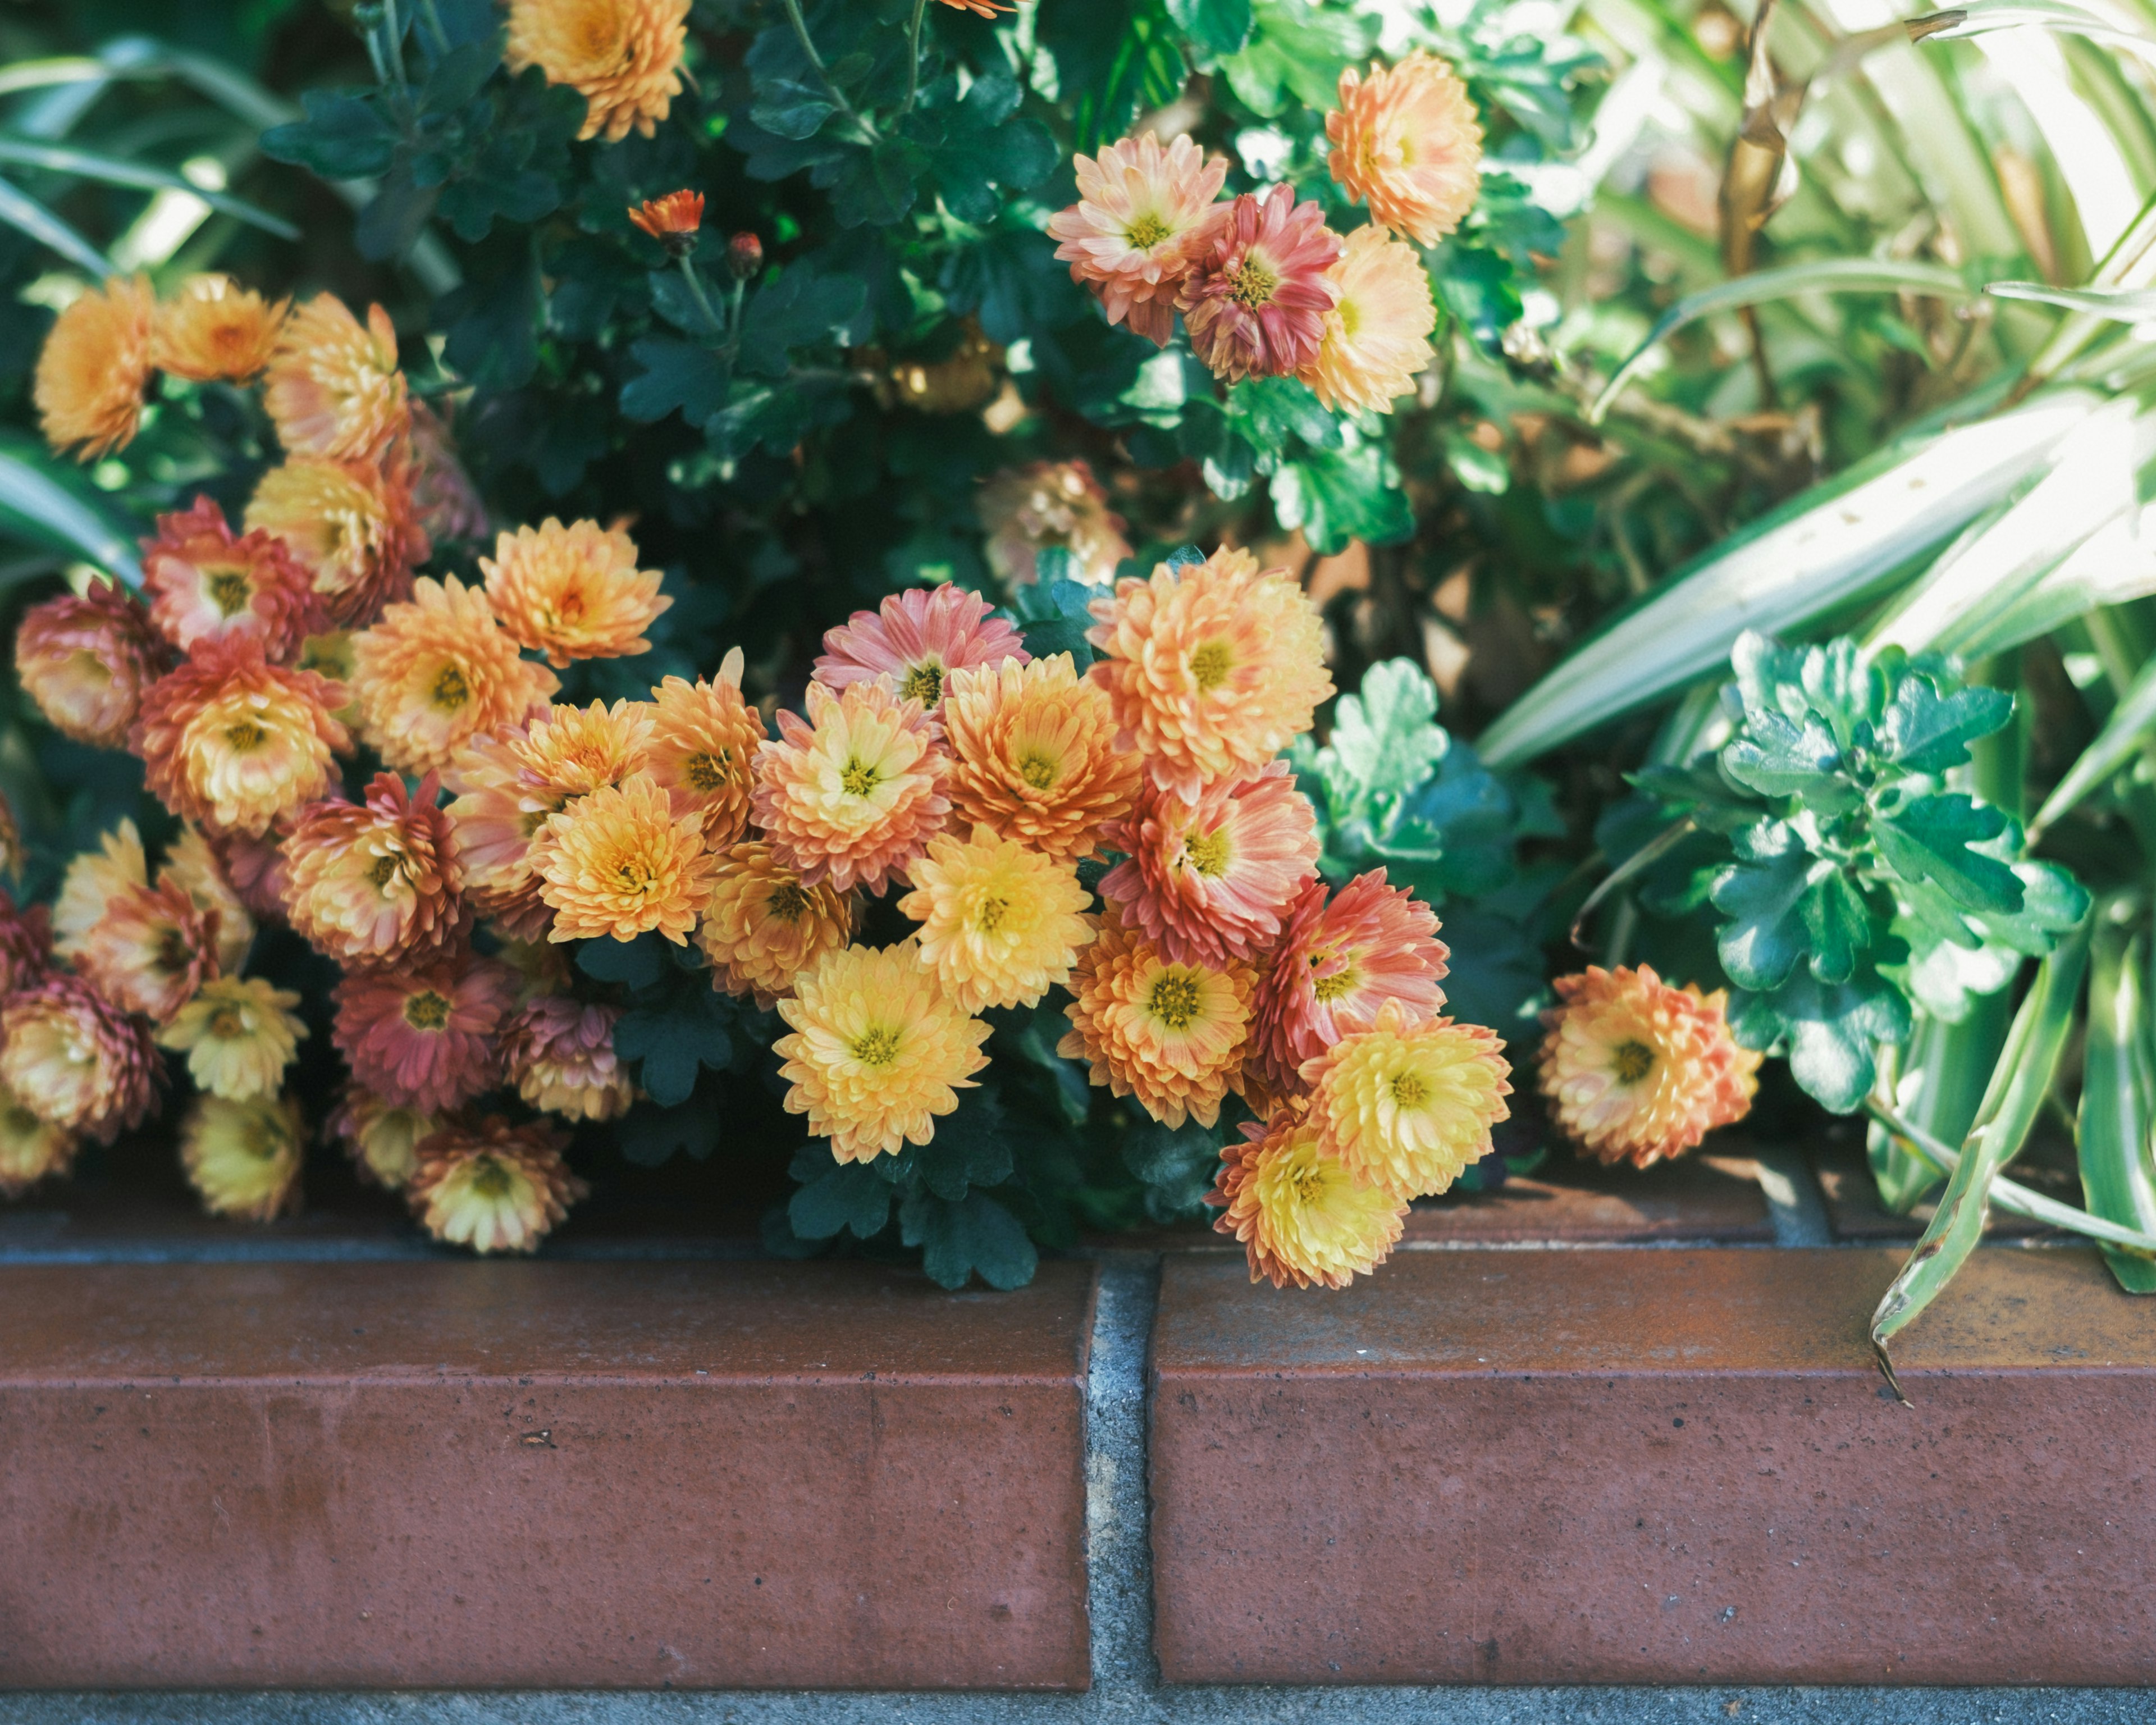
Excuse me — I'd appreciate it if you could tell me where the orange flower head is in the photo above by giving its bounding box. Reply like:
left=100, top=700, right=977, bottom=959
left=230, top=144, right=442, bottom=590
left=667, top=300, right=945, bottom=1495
left=142, top=495, right=325, bottom=661
left=350, top=575, right=559, bottom=777
left=0, top=1082, right=79, bottom=1198
left=246, top=451, right=431, bottom=629
left=1327, top=52, right=1483, bottom=245
left=943, top=654, right=1140, bottom=863
left=481, top=517, right=672, bottom=667
left=1087, top=547, right=1332, bottom=800
left=180, top=1093, right=305, bottom=1222
left=1046, top=133, right=1229, bottom=346
left=332, top=953, right=517, bottom=1114
left=153, top=273, right=288, bottom=381
left=34, top=275, right=153, bottom=459
left=408, top=1115, right=587, bottom=1253
left=504, top=996, right=636, bottom=1121
left=938, top=0, right=1013, bottom=15
left=506, top=0, right=690, bottom=142
left=1299, top=225, right=1437, bottom=414
left=646, top=663, right=765, bottom=846
left=329, top=1084, right=438, bottom=1191
left=537, top=770, right=718, bottom=944
left=74, top=874, right=220, bottom=1023
left=752, top=680, right=951, bottom=894
left=0, top=974, right=161, bottom=1144
left=155, top=975, right=307, bottom=1101
left=131, top=633, right=351, bottom=838
left=53, top=819, right=146, bottom=958
left=284, top=772, right=468, bottom=965
left=775, top=939, right=993, bottom=1163
left=263, top=293, right=408, bottom=462
left=629, top=189, right=705, bottom=255
left=1301, top=998, right=1510, bottom=1199
left=1209, top=1102, right=1406, bottom=1290
left=897, top=826, right=1095, bottom=1014
left=979, top=460, right=1132, bottom=589
left=15, top=577, right=168, bottom=748
left=1538, top=964, right=1762, bottom=1167
left=696, top=841, right=857, bottom=1009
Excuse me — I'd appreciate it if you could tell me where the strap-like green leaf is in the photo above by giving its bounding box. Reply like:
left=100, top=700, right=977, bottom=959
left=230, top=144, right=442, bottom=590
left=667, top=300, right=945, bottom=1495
left=0, top=175, right=113, bottom=275
left=2031, top=649, right=2156, bottom=837
left=2078, top=923, right=2156, bottom=1292
left=0, top=442, right=143, bottom=586
left=0, top=137, right=299, bottom=240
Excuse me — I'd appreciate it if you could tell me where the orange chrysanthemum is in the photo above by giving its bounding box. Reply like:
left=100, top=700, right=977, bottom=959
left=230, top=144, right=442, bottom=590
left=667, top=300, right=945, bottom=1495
left=131, top=633, right=351, bottom=838
left=897, top=826, right=1095, bottom=1014
left=645, top=663, right=764, bottom=847
left=537, top=771, right=719, bottom=944
left=34, top=275, right=153, bottom=459
left=350, top=576, right=559, bottom=777
left=0, top=974, right=161, bottom=1144
left=152, top=273, right=288, bottom=382
left=180, top=1092, right=306, bottom=1222
left=284, top=772, right=468, bottom=965
left=74, top=875, right=220, bottom=1023
left=1058, top=910, right=1254, bottom=1129
left=408, top=1115, right=587, bottom=1253
left=1046, top=133, right=1229, bottom=346
left=629, top=189, right=704, bottom=248
left=774, top=939, right=992, bottom=1163
left=979, top=460, right=1132, bottom=589
left=752, top=681, right=949, bottom=894
left=1327, top=52, right=1484, bottom=246
left=506, top=0, right=690, bottom=142
left=14, top=578, right=168, bottom=748
left=0, top=1082, right=78, bottom=1198
left=246, top=451, right=431, bottom=628
left=141, top=495, right=325, bottom=661
left=1209, top=1102, right=1406, bottom=1290
left=1088, top=547, right=1333, bottom=800
left=481, top=517, right=672, bottom=667
left=263, top=293, right=408, bottom=462
left=943, top=654, right=1140, bottom=863
left=1538, top=964, right=1762, bottom=1168
left=503, top=997, right=636, bottom=1121
left=696, top=841, right=857, bottom=1008
left=1299, top=225, right=1437, bottom=414
left=1301, top=999, right=1510, bottom=1199
left=328, top=1083, right=438, bottom=1190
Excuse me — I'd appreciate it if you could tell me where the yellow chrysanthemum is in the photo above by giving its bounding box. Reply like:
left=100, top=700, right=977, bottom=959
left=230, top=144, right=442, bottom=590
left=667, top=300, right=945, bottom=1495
left=408, top=1116, right=586, bottom=1253
left=263, top=293, right=408, bottom=462
left=330, top=1085, right=438, bottom=1191
left=351, top=576, right=559, bottom=776
left=152, top=274, right=288, bottom=382
left=1538, top=964, right=1762, bottom=1168
left=1058, top=910, right=1254, bottom=1129
left=155, top=975, right=308, bottom=1101
left=897, top=827, right=1095, bottom=1013
left=481, top=517, right=672, bottom=667
left=751, top=680, right=950, bottom=894
left=1087, top=547, right=1333, bottom=800
left=774, top=939, right=993, bottom=1163
left=696, top=841, right=856, bottom=1008
left=537, top=770, right=719, bottom=943
left=506, top=0, right=690, bottom=143
left=53, top=819, right=147, bottom=960
left=34, top=275, right=153, bottom=459
left=1299, top=225, right=1437, bottom=414
left=646, top=660, right=765, bottom=847
left=245, top=453, right=431, bottom=629
left=943, top=654, right=1141, bottom=863
left=0, top=1083, right=78, bottom=1198
left=180, top=1092, right=305, bottom=1222
left=161, top=824, right=256, bottom=974
left=1211, top=1103, right=1407, bottom=1290
left=1300, top=998, right=1510, bottom=1199
left=1327, top=51, right=1483, bottom=247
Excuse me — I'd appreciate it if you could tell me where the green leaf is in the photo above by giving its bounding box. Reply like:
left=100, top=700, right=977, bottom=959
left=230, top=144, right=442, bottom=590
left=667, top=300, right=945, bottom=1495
left=1873, top=795, right=2024, bottom=915
left=0, top=176, right=115, bottom=277
left=1880, top=677, right=2014, bottom=773
left=619, top=336, right=733, bottom=427
left=575, top=932, right=667, bottom=988
left=737, top=268, right=867, bottom=381
left=2032, top=649, right=2156, bottom=836
left=2079, top=925, right=2156, bottom=1293
left=261, top=88, right=396, bottom=179
left=914, top=1090, right=1015, bottom=1201
left=1800, top=869, right=1876, bottom=987
left=0, top=139, right=298, bottom=239
left=1317, top=659, right=1450, bottom=819
left=750, top=75, right=838, bottom=141
left=615, top=991, right=735, bottom=1108
left=1006, top=571, right=1097, bottom=663
left=1720, top=710, right=1846, bottom=801
left=421, top=38, right=504, bottom=112
left=438, top=249, right=542, bottom=391
left=1220, top=0, right=1375, bottom=117
left=616, top=1098, right=721, bottom=1166
left=0, top=438, right=145, bottom=585
left=1166, top=0, right=1253, bottom=56
left=790, top=1157, right=896, bottom=1240
left=1987, top=280, right=2156, bottom=320
left=1738, top=968, right=1913, bottom=1114
left=816, top=140, right=925, bottom=228
left=1122, top=1116, right=1222, bottom=1224
left=901, top=1190, right=1039, bottom=1289
left=1271, top=444, right=1413, bottom=556
left=1710, top=821, right=1816, bottom=991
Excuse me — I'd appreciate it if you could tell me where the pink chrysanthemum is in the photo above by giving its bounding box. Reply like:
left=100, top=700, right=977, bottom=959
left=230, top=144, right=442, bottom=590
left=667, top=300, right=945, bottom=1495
left=503, top=996, right=636, bottom=1121
left=141, top=495, right=325, bottom=662
left=74, top=875, right=220, bottom=1023
left=331, top=954, right=517, bottom=1113
left=752, top=680, right=950, bottom=893
left=1100, top=760, right=1318, bottom=966
left=283, top=772, right=468, bottom=965
left=15, top=578, right=169, bottom=749
left=1177, top=185, right=1342, bottom=383
left=812, top=583, right=1029, bottom=712
left=1045, top=133, right=1230, bottom=346
left=0, top=888, right=53, bottom=996
left=0, top=974, right=161, bottom=1143
left=211, top=828, right=296, bottom=924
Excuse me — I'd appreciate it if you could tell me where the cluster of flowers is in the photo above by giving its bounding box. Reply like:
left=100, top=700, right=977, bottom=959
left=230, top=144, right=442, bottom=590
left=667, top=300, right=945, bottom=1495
left=1047, top=52, right=1481, bottom=410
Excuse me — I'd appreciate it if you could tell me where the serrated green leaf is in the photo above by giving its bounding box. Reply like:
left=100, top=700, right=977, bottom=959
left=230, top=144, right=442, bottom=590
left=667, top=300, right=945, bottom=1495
left=1721, top=710, right=1847, bottom=801
left=261, top=87, right=396, bottom=179
left=1271, top=444, right=1413, bottom=556
left=902, top=1189, right=1038, bottom=1289
left=1318, top=659, right=1449, bottom=819
left=1167, top=0, right=1253, bottom=57
left=790, top=1158, right=896, bottom=1240
left=1742, top=968, right=1913, bottom=1114
left=575, top=933, right=668, bottom=988
left=1801, top=870, right=1876, bottom=987
left=1123, top=1116, right=1222, bottom=1224
left=615, top=991, right=733, bottom=1107
left=738, top=268, right=867, bottom=380
left=1710, top=822, right=1816, bottom=990
left=620, top=337, right=733, bottom=427
left=915, top=1090, right=1013, bottom=1201
left=1874, top=795, right=2023, bottom=915
left=1880, top=677, right=2014, bottom=773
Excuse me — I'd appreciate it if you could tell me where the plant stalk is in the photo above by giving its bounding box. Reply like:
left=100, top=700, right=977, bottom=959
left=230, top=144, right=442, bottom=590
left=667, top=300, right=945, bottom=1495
left=778, top=0, right=859, bottom=125
left=902, top=0, right=931, bottom=113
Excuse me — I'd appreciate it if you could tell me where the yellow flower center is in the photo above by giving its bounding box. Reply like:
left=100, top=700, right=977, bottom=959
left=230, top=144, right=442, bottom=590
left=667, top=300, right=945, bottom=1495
left=1614, top=1039, right=1656, bottom=1085
left=369, top=852, right=404, bottom=889
left=1290, top=1161, right=1327, bottom=1204
left=208, top=1007, right=244, bottom=1040
left=1183, top=828, right=1230, bottom=876
left=469, top=1154, right=514, bottom=1199
left=1337, top=296, right=1363, bottom=339
left=431, top=663, right=471, bottom=711
left=224, top=719, right=266, bottom=752
left=1227, top=258, right=1278, bottom=309
left=1390, top=1069, right=1429, bottom=1108
left=1147, top=969, right=1204, bottom=1032
left=205, top=565, right=253, bottom=617
left=404, top=989, right=451, bottom=1031
left=684, top=750, right=729, bottom=792
left=767, top=881, right=810, bottom=924
left=851, top=1025, right=902, bottom=1067
left=1311, top=964, right=1355, bottom=1004
left=840, top=756, right=881, bottom=797
left=1126, top=211, right=1172, bottom=249
left=976, top=893, right=1011, bottom=934
left=901, top=663, right=944, bottom=706
left=1017, top=749, right=1059, bottom=791
left=1190, top=640, right=1234, bottom=690
left=615, top=857, right=656, bottom=894
left=3, top=1105, right=41, bottom=1137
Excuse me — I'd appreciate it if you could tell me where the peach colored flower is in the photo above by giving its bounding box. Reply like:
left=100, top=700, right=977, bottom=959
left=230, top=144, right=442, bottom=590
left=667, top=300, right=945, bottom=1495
left=979, top=460, right=1132, bottom=589
left=141, top=495, right=325, bottom=660
left=775, top=939, right=992, bottom=1163
left=0, top=1082, right=78, bottom=1198
left=162, top=824, right=256, bottom=973
left=34, top=275, right=153, bottom=459
left=752, top=680, right=949, bottom=894
left=15, top=577, right=168, bottom=748
left=629, top=189, right=704, bottom=249
left=1301, top=998, right=1510, bottom=1199
left=506, top=0, right=689, bottom=143
left=897, top=827, right=1095, bottom=1013
left=537, top=771, right=718, bottom=944
left=696, top=841, right=857, bottom=1008
left=481, top=517, right=671, bottom=667
left=1177, top=186, right=1342, bottom=382
left=1299, top=224, right=1437, bottom=413
left=1327, top=52, right=1483, bottom=246
left=133, top=634, right=350, bottom=838
left=332, top=954, right=517, bottom=1112
left=329, top=1084, right=437, bottom=1190
left=0, top=888, right=52, bottom=997
left=1538, top=964, right=1762, bottom=1167
left=0, top=974, right=161, bottom=1143
left=645, top=665, right=764, bottom=846
left=284, top=772, right=468, bottom=965
left=408, top=1115, right=586, bottom=1253
left=503, top=997, right=636, bottom=1120
left=1047, top=133, right=1230, bottom=346
left=263, top=293, right=408, bottom=462
left=156, top=975, right=307, bottom=1101
left=1087, top=546, right=1333, bottom=800
left=246, top=451, right=431, bottom=629
left=181, top=1092, right=305, bottom=1221
left=350, top=576, right=559, bottom=776
left=1100, top=760, right=1318, bottom=966
left=812, top=584, right=1028, bottom=711
left=74, top=875, right=219, bottom=1023
left=53, top=820, right=145, bottom=959
left=943, top=654, right=1140, bottom=864
left=406, top=399, right=490, bottom=544
left=1209, top=1102, right=1405, bottom=1290
left=152, top=273, right=288, bottom=382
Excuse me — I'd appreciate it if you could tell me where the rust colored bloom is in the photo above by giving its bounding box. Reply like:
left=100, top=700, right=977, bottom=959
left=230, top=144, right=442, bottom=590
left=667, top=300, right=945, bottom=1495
left=246, top=452, right=431, bottom=629
left=536, top=771, right=719, bottom=944
left=142, top=495, right=325, bottom=661
left=15, top=577, right=167, bottom=749
left=34, top=275, right=153, bottom=459
left=646, top=664, right=765, bottom=847
left=696, top=841, right=857, bottom=1009
left=408, top=1114, right=586, bottom=1253
left=54, top=820, right=145, bottom=959
left=812, top=583, right=1028, bottom=711
left=752, top=680, right=950, bottom=894
left=1251, top=870, right=1451, bottom=1097
left=74, top=875, right=220, bottom=1023
left=1087, top=546, right=1333, bottom=800
left=1209, top=1103, right=1406, bottom=1290
left=979, top=460, right=1132, bottom=590
left=506, top=0, right=689, bottom=143
left=1302, top=999, right=1510, bottom=1199
left=350, top=576, right=559, bottom=777
left=943, top=654, right=1140, bottom=864
left=406, top=399, right=490, bottom=544
left=162, top=824, right=256, bottom=973
left=1047, top=133, right=1229, bottom=346
left=209, top=828, right=295, bottom=924
left=1100, top=760, right=1318, bottom=966
left=156, top=975, right=306, bottom=1101
left=1299, top=224, right=1437, bottom=414
left=329, top=1084, right=437, bottom=1191
left=503, top=997, right=636, bottom=1121
left=181, top=1093, right=305, bottom=1222
left=332, top=953, right=518, bottom=1113
left=725, top=231, right=764, bottom=281
left=938, top=0, right=1013, bottom=15
left=284, top=772, right=468, bottom=965
left=1327, top=52, right=1483, bottom=246
left=629, top=189, right=704, bottom=254
left=775, top=939, right=992, bottom=1163
left=897, top=826, right=1095, bottom=1013
left=133, top=634, right=350, bottom=838
left=1058, top=909, right=1254, bottom=1129
left=0, top=888, right=52, bottom=996
left=1177, top=186, right=1342, bottom=383
left=481, top=517, right=672, bottom=668
left=152, top=273, right=288, bottom=382
left=0, top=1083, right=78, bottom=1198
left=0, top=974, right=160, bottom=1143
left=1538, top=964, right=1762, bottom=1167
left=263, top=293, right=408, bottom=462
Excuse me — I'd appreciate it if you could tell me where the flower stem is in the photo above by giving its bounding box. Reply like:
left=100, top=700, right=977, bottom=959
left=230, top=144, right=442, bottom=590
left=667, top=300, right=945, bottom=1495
left=416, top=0, right=452, bottom=55
left=778, top=0, right=858, bottom=125
left=902, top=0, right=932, bottom=113
left=680, top=258, right=725, bottom=342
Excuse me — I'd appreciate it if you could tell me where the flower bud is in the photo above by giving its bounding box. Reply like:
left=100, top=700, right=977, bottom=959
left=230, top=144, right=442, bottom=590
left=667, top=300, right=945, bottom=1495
left=727, top=231, right=764, bottom=282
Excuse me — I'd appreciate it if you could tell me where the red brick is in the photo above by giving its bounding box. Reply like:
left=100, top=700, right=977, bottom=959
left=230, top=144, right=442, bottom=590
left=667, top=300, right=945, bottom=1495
left=0, top=1259, right=1093, bottom=1690
left=1152, top=1246, right=2156, bottom=1685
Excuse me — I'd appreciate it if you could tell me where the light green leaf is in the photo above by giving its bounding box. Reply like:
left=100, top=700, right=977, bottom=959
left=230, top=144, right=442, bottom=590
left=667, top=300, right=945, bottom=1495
left=0, top=441, right=143, bottom=585
left=2078, top=924, right=2156, bottom=1293
left=2031, top=649, right=2156, bottom=837
left=1987, top=280, right=2156, bottom=320
left=0, top=175, right=113, bottom=275
left=1872, top=795, right=2022, bottom=915
left=0, top=138, right=299, bottom=239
